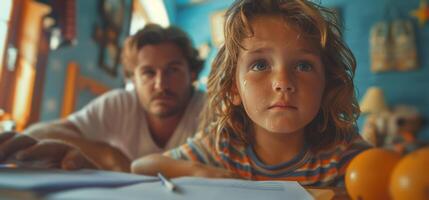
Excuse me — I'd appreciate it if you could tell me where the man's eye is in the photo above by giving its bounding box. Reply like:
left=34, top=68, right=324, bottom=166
left=250, top=60, right=269, bottom=71
left=295, top=62, right=313, bottom=72
left=141, top=70, right=155, bottom=77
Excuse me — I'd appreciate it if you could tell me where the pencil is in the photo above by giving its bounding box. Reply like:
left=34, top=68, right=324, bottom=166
left=157, top=172, right=176, bottom=192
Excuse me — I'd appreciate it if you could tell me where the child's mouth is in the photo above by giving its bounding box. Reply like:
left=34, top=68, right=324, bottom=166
left=268, top=102, right=297, bottom=110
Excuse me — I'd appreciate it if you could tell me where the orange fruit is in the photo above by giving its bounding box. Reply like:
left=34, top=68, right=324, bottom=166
left=345, top=148, right=401, bottom=200
left=390, top=147, right=429, bottom=200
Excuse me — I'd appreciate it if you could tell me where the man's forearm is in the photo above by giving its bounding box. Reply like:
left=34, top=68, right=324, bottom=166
left=24, top=120, right=131, bottom=172
left=24, top=120, right=82, bottom=140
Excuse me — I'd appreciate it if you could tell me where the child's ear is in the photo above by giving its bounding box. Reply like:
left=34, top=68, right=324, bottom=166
left=231, top=84, right=242, bottom=106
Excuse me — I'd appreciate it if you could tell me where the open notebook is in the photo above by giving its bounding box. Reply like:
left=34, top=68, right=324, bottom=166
left=47, top=177, right=313, bottom=200
left=0, top=168, right=158, bottom=194
left=0, top=168, right=313, bottom=200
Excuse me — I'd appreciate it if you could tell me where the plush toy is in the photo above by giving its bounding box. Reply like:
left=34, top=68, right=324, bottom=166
left=387, top=106, right=425, bottom=153
left=362, top=105, right=425, bottom=153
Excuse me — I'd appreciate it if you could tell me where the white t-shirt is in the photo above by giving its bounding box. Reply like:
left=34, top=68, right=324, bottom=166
left=67, top=89, right=205, bottom=160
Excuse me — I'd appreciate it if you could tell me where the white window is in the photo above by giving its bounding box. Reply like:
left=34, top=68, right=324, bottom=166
left=0, top=0, right=13, bottom=70
left=129, top=0, right=170, bottom=35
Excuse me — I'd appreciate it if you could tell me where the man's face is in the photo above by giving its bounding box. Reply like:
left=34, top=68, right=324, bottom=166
left=132, top=42, right=195, bottom=118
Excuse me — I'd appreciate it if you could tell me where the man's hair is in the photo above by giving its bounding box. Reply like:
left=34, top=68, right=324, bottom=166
left=121, top=24, right=204, bottom=78
left=200, top=0, right=360, bottom=151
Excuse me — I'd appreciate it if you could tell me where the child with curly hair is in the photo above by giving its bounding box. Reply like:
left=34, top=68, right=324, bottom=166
left=132, top=0, right=371, bottom=187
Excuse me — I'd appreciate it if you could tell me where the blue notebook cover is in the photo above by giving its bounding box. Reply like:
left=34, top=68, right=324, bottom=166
left=0, top=168, right=158, bottom=194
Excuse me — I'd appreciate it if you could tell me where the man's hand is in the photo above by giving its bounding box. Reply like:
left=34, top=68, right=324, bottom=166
left=23, top=120, right=131, bottom=172
left=14, top=140, right=99, bottom=170
left=0, top=131, right=37, bottom=161
left=0, top=131, right=98, bottom=170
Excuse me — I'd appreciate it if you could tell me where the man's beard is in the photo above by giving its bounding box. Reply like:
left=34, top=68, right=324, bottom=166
left=152, top=105, right=183, bottom=118
left=149, top=91, right=184, bottom=118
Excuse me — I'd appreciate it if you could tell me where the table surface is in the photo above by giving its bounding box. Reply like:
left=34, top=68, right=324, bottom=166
left=0, top=187, right=350, bottom=200
left=0, top=168, right=351, bottom=200
left=307, top=187, right=350, bottom=200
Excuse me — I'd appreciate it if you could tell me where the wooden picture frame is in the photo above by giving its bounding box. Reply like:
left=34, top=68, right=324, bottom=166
left=97, top=31, right=121, bottom=76
left=62, top=62, right=110, bottom=117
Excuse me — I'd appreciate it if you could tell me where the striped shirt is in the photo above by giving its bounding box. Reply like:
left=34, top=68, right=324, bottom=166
left=165, top=131, right=371, bottom=187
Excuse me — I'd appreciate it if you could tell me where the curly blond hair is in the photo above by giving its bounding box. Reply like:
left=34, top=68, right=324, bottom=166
left=201, top=0, right=359, bottom=150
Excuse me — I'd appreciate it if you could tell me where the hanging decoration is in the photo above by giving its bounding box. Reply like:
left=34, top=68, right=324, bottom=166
left=370, top=20, right=418, bottom=72
left=410, top=0, right=429, bottom=27
left=370, top=3, right=418, bottom=73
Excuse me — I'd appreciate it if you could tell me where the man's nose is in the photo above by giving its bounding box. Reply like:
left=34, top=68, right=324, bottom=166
left=272, top=69, right=296, bottom=93
left=154, top=71, right=168, bottom=90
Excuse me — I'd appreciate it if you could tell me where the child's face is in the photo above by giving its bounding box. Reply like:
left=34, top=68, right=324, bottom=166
left=234, top=15, right=326, bottom=136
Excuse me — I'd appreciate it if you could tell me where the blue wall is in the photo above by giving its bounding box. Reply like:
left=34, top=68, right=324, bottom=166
left=163, top=0, right=178, bottom=24
left=172, top=0, right=429, bottom=140
left=174, top=0, right=233, bottom=90
left=328, top=0, right=429, bottom=141
left=39, top=0, right=132, bottom=121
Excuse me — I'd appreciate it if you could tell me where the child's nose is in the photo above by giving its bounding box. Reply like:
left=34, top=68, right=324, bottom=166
left=272, top=72, right=296, bottom=93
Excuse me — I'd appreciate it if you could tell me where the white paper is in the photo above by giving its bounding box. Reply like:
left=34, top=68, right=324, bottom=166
left=48, top=177, right=314, bottom=200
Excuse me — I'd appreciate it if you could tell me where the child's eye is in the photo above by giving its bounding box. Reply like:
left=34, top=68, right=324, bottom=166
left=165, top=67, right=179, bottom=75
left=250, top=60, right=269, bottom=71
left=295, top=62, right=313, bottom=72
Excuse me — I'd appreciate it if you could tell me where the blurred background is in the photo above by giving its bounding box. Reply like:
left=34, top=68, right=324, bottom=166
left=0, top=0, right=428, bottom=146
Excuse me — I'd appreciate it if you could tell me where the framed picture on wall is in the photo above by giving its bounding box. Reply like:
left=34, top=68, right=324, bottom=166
left=98, top=39, right=121, bottom=76
left=210, top=10, right=226, bottom=47
left=93, top=0, right=126, bottom=77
